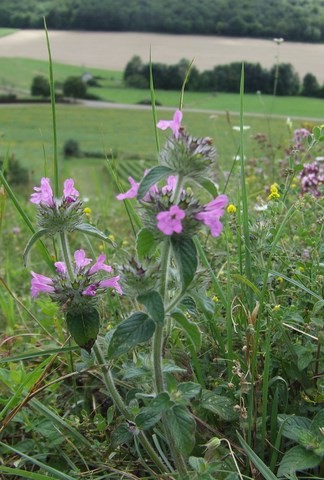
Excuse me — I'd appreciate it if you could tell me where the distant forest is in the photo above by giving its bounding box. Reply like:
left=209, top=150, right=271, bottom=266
left=1, top=0, right=324, bottom=43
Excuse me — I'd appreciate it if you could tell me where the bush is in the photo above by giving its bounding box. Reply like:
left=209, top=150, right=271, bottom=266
left=0, top=155, right=29, bottom=185
left=31, top=75, right=50, bottom=97
left=63, top=139, right=80, bottom=158
left=63, top=76, right=87, bottom=99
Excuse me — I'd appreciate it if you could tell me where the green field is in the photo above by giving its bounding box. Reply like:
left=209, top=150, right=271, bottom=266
left=0, top=58, right=323, bottom=119
left=0, top=28, right=17, bottom=38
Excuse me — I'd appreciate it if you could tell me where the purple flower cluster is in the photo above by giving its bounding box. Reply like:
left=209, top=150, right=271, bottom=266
left=30, top=178, right=79, bottom=206
left=31, top=249, right=122, bottom=300
left=299, top=159, right=324, bottom=197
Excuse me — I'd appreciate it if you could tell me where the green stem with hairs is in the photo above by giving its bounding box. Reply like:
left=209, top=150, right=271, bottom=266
left=59, top=232, right=74, bottom=281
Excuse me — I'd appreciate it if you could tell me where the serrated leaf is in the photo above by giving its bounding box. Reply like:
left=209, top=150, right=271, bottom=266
left=135, top=392, right=173, bottom=429
left=137, top=291, right=164, bottom=324
left=171, top=236, right=197, bottom=291
left=277, top=445, right=321, bottom=477
left=75, top=223, right=114, bottom=244
left=278, top=414, right=311, bottom=442
left=23, top=229, right=49, bottom=266
left=166, top=404, right=196, bottom=456
left=195, top=176, right=219, bottom=197
left=171, top=310, right=202, bottom=352
left=312, top=300, right=324, bottom=316
left=66, top=307, right=99, bottom=353
left=295, top=345, right=313, bottom=371
left=108, top=312, right=155, bottom=358
left=201, top=391, right=238, bottom=421
left=137, top=166, right=174, bottom=200
left=136, top=227, right=156, bottom=259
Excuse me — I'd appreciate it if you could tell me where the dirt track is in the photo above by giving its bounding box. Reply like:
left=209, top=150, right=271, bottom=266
left=0, top=30, right=323, bottom=82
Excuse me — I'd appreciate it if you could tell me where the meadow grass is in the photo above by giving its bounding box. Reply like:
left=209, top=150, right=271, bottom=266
left=0, top=28, right=17, bottom=38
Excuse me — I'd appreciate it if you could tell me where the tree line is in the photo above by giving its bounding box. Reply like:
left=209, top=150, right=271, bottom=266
left=124, top=56, right=324, bottom=97
left=1, top=0, right=323, bottom=43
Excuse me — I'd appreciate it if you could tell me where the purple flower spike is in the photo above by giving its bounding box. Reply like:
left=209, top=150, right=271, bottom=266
left=74, top=249, right=92, bottom=270
left=89, top=254, right=112, bottom=275
left=116, top=176, right=140, bottom=200
left=30, top=271, right=55, bottom=297
left=99, top=276, right=123, bottom=295
left=156, top=205, right=186, bottom=235
left=30, top=177, right=54, bottom=206
left=63, top=179, right=79, bottom=203
left=157, top=109, right=183, bottom=139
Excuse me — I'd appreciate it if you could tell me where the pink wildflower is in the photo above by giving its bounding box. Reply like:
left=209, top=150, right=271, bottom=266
left=162, top=176, right=177, bottom=194
left=116, top=176, right=139, bottom=200
left=157, top=109, right=183, bottom=139
left=195, top=194, right=228, bottom=237
left=156, top=205, right=186, bottom=235
left=74, top=250, right=92, bottom=270
left=30, top=271, right=55, bottom=297
left=63, top=178, right=79, bottom=203
left=89, top=254, right=112, bottom=275
left=82, top=284, right=97, bottom=296
left=55, top=262, right=67, bottom=275
left=30, top=177, right=54, bottom=206
left=99, top=276, right=123, bottom=295
left=294, top=128, right=310, bottom=145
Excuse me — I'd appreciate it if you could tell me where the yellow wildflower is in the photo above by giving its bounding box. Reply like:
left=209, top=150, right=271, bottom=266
left=268, top=183, right=280, bottom=200
left=212, top=295, right=219, bottom=303
left=273, top=304, right=281, bottom=311
left=108, top=234, right=115, bottom=242
left=83, top=207, right=92, bottom=216
left=227, top=204, right=237, bottom=214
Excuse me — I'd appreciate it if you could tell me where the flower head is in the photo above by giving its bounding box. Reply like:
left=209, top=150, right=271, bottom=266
left=195, top=194, right=228, bottom=237
left=157, top=109, right=183, bottom=139
left=116, top=176, right=139, bottom=200
left=30, top=177, right=54, bottom=206
left=30, top=271, right=55, bottom=297
left=156, top=205, right=186, bottom=235
left=63, top=179, right=79, bottom=203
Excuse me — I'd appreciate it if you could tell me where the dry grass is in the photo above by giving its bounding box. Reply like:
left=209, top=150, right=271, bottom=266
left=0, top=30, right=323, bottom=82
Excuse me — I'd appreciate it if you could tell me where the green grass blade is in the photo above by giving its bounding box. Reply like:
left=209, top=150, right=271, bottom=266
left=149, top=49, right=160, bottom=153
left=0, top=346, right=78, bottom=364
left=270, top=269, right=322, bottom=301
left=44, top=17, right=59, bottom=195
left=236, top=432, right=277, bottom=480
left=0, top=466, right=58, bottom=480
left=0, top=441, right=75, bottom=480
left=179, top=58, right=195, bottom=110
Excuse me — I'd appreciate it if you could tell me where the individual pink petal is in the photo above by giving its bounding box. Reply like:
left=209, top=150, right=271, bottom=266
left=157, top=109, right=183, bottom=139
left=54, top=262, right=67, bottom=275
left=63, top=178, right=79, bottom=203
left=99, top=276, right=123, bottom=295
left=74, top=249, right=92, bottom=269
left=116, top=177, right=139, bottom=200
left=203, top=194, right=229, bottom=214
left=82, top=284, right=97, bottom=296
left=195, top=212, right=224, bottom=237
left=156, top=205, right=185, bottom=235
left=89, top=255, right=112, bottom=275
left=30, top=177, right=54, bottom=206
left=161, top=175, right=177, bottom=194
left=30, top=271, right=54, bottom=297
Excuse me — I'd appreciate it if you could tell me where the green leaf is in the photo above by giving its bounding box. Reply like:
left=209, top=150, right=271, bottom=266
left=111, top=423, right=134, bottom=448
left=195, top=176, right=218, bottom=197
left=137, top=165, right=174, bottom=200
left=0, top=466, right=58, bottom=480
left=75, top=223, right=114, bottom=244
left=108, top=312, right=156, bottom=358
left=294, top=344, right=313, bottom=371
left=137, top=290, right=165, bottom=324
left=171, top=236, right=197, bottom=291
left=236, top=432, right=277, bottom=480
left=66, top=307, right=100, bottom=353
left=177, top=382, right=201, bottom=400
left=310, top=410, right=324, bottom=438
left=166, top=404, right=196, bottom=456
left=277, top=445, right=321, bottom=477
left=135, top=392, right=173, bottom=429
left=23, top=229, right=49, bottom=266
left=136, top=227, right=156, bottom=259
left=278, top=414, right=311, bottom=442
left=201, top=391, right=238, bottom=421
left=171, top=310, right=202, bottom=352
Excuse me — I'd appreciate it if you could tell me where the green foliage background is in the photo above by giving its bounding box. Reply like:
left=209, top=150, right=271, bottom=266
left=0, top=0, right=323, bottom=42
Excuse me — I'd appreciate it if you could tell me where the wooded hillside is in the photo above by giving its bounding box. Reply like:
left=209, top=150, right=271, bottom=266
left=0, top=0, right=323, bottom=42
